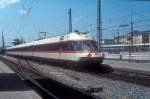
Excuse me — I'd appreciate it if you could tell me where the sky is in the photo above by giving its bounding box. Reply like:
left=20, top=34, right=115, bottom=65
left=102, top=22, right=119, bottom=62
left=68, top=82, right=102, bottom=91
left=0, top=0, right=150, bottom=46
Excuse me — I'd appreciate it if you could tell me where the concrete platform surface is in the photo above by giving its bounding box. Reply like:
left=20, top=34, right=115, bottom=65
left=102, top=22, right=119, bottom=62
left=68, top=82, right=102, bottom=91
left=0, top=60, right=41, bottom=99
left=0, top=91, right=40, bottom=99
left=0, top=60, right=14, bottom=73
left=104, top=60, right=150, bottom=72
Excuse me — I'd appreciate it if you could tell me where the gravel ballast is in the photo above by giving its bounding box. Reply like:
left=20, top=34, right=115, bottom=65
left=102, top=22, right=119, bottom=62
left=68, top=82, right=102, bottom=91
left=3, top=56, right=150, bottom=99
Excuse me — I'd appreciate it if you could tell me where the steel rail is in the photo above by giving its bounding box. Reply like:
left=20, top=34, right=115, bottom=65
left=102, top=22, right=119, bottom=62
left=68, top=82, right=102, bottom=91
left=17, top=58, right=59, bottom=99
left=93, top=68, right=150, bottom=87
left=1, top=57, right=59, bottom=99
left=1, top=56, right=96, bottom=99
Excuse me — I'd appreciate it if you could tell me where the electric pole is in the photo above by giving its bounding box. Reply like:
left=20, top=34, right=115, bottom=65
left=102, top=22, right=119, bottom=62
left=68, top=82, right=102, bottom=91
left=68, top=8, right=72, bottom=33
left=1, top=31, right=5, bottom=55
left=97, top=0, right=102, bottom=49
left=117, top=31, right=120, bottom=44
left=2, top=31, right=5, bottom=49
left=130, top=13, right=134, bottom=51
left=128, top=13, right=134, bottom=62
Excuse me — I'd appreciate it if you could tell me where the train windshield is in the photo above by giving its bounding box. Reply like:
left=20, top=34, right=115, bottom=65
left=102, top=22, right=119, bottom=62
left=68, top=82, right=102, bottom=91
left=71, top=40, right=98, bottom=50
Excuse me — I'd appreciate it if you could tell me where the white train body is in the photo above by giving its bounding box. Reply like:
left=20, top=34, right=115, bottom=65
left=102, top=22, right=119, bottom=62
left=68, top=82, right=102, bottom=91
left=6, top=32, right=104, bottom=67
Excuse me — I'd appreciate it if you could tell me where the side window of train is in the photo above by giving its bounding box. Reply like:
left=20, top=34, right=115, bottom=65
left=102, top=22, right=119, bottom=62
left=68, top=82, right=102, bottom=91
left=72, top=41, right=79, bottom=51
left=68, top=42, right=73, bottom=50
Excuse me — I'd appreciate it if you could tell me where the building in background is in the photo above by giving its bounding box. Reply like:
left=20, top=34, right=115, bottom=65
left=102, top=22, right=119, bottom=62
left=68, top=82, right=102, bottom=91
left=114, top=30, right=150, bottom=44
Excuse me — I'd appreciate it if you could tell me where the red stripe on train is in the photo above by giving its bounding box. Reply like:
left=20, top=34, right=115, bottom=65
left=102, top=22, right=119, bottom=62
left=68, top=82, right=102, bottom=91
left=47, top=50, right=100, bottom=53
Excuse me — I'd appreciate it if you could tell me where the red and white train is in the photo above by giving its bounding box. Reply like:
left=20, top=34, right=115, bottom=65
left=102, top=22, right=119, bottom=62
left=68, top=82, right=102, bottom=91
left=6, top=32, right=104, bottom=68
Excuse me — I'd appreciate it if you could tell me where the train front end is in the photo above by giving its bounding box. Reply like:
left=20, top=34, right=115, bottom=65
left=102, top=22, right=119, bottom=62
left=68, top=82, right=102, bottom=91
left=75, top=40, right=104, bottom=66
left=68, top=32, right=104, bottom=66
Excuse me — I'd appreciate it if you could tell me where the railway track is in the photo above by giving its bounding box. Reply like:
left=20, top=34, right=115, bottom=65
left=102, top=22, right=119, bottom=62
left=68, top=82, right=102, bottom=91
left=2, top=55, right=150, bottom=98
left=1, top=57, right=96, bottom=99
left=29, top=57, right=150, bottom=87
left=91, top=66, right=150, bottom=87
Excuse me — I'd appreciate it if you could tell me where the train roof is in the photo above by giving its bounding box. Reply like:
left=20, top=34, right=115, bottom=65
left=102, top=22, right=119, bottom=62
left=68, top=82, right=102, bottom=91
left=7, top=32, right=93, bottom=49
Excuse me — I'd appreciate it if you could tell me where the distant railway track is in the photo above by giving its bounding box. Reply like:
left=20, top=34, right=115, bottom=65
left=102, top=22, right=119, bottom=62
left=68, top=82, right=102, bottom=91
left=0, top=57, right=96, bottom=99
left=92, top=66, right=150, bottom=87
left=104, top=58, right=150, bottom=63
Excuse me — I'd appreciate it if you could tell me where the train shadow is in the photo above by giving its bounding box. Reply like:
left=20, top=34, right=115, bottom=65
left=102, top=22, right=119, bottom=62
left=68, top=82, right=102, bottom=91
left=9, top=55, right=113, bottom=74
left=36, top=61, right=114, bottom=74
left=83, top=64, right=114, bottom=74
left=6, top=55, right=113, bottom=74
left=34, top=60, right=114, bottom=74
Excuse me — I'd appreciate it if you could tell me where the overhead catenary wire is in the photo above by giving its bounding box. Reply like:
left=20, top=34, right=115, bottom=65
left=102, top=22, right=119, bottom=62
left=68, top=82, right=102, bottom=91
left=101, top=0, right=150, bottom=26
left=15, top=0, right=40, bottom=39
left=69, top=0, right=150, bottom=34
left=3, top=0, right=38, bottom=36
left=3, top=0, right=150, bottom=44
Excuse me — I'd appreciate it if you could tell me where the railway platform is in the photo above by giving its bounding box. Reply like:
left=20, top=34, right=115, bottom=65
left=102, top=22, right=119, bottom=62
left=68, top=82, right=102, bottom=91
left=104, top=59, right=150, bottom=72
left=0, top=60, right=41, bottom=99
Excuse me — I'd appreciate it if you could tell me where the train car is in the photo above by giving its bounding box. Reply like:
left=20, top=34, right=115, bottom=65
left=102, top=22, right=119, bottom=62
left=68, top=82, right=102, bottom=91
left=6, top=32, right=104, bottom=68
